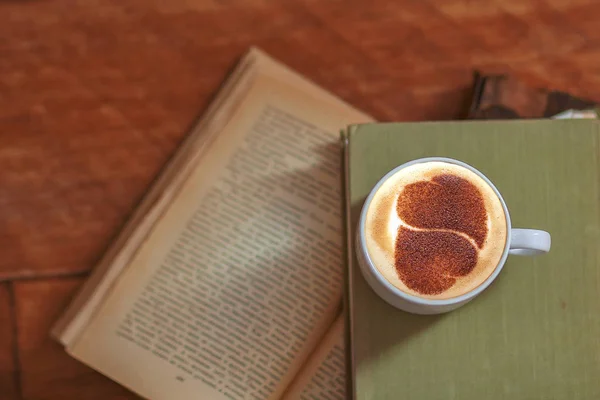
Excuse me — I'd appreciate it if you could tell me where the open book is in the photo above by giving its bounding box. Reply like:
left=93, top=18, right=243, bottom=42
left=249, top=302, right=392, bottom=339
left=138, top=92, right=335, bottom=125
left=52, top=48, right=372, bottom=400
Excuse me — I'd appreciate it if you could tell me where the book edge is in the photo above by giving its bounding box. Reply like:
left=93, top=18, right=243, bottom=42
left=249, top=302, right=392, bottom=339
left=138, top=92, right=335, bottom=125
left=342, top=125, right=358, bottom=400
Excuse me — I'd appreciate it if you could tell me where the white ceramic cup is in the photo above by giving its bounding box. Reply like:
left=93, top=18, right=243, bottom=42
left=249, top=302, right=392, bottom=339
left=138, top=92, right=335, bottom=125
left=356, top=157, right=551, bottom=315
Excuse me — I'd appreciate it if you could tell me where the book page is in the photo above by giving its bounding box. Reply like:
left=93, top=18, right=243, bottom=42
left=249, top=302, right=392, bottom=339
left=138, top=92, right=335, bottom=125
left=281, top=315, right=347, bottom=400
left=68, top=74, right=369, bottom=400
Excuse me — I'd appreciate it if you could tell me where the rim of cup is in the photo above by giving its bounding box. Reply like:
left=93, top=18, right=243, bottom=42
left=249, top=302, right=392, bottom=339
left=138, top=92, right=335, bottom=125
left=357, top=157, right=513, bottom=306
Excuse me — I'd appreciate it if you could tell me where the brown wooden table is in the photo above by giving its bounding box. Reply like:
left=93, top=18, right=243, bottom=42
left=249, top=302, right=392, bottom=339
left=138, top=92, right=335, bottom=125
left=1, top=0, right=599, bottom=398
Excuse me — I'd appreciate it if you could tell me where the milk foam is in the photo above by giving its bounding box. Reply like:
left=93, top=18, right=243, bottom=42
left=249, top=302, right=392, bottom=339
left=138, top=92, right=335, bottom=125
left=364, top=161, right=508, bottom=300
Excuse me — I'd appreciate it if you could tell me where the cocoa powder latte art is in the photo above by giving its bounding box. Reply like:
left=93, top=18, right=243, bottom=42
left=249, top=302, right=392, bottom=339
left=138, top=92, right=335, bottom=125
left=364, top=161, right=508, bottom=300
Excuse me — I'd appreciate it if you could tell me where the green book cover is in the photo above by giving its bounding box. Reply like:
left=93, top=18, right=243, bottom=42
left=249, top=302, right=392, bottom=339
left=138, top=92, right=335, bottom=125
left=344, top=120, right=600, bottom=399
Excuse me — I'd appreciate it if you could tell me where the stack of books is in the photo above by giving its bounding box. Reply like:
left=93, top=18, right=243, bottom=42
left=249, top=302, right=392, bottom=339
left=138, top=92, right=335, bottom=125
left=52, top=48, right=600, bottom=400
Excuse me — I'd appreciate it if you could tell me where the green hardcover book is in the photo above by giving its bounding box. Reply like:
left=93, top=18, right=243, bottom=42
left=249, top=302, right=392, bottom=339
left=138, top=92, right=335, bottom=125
left=343, top=120, right=600, bottom=400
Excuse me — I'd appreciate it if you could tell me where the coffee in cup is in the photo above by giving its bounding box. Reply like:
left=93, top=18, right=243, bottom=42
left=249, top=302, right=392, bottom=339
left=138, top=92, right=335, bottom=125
left=365, top=160, right=507, bottom=299
left=356, top=157, right=551, bottom=314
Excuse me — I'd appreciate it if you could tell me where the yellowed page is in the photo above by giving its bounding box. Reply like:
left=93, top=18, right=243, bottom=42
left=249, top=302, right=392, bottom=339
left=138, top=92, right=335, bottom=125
left=68, top=74, right=370, bottom=400
left=281, top=315, right=346, bottom=400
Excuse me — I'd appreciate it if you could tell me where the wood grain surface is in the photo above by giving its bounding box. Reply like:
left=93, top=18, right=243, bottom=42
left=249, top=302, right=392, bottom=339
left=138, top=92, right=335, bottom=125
left=0, top=284, right=18, bottom=399
left=14, top=279, right=135, bottom=399
left=1, top=0, right=600, bottom=398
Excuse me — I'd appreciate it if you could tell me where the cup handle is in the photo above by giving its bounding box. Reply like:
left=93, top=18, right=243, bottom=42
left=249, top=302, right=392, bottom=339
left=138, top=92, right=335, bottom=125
left=509, top=228, right=551, bottom=256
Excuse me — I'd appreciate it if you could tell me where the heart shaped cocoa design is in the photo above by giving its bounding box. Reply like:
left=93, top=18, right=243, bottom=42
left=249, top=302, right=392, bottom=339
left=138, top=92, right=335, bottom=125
left=395, top=174, right=488, bottom=295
